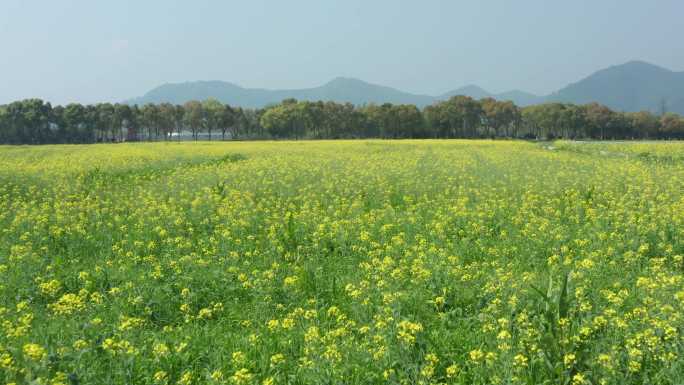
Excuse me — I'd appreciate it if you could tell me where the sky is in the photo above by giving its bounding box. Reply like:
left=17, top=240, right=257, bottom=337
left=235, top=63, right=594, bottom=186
left=1, top=0, right=683, bottom=105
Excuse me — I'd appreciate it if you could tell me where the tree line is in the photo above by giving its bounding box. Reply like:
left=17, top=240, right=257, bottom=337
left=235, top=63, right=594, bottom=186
left=1, top=96, right=683, bottom=144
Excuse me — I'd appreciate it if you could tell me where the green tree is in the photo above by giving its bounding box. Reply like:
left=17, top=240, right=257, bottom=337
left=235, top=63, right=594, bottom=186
left=95, top=103, right=115, bottom=142
left=481, top=98, right=519, bottom=137
left=114, top=104, right=133, bottom=142
left=585, top=103, right=615, bottom=140
left=158, top=103, right=177, bottom=140
left=141, top=104, right=161, bottom=140
left=183, top=101, right=204, bottom=141
left=63, top=103, right=90, bottom=142
left=202, top=98, right=224, bottom=141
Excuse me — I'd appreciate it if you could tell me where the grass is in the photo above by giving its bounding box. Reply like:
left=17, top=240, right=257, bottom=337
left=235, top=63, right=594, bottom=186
left=0, top=140, right=682, bottom=385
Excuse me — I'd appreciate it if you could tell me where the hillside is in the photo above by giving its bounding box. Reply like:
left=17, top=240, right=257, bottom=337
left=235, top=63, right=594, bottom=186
left=127, top=79, right=540, bottom=108
left=127, top=61, right=684, bottom=113
left=128, top=78, right=434, bottom=108
left=546, top=60, right=684, bottom=114
left=438, top=85, right=542, bottom=106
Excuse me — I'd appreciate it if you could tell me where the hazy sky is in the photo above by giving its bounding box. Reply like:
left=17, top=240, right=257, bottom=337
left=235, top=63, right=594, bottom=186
left=1, top=0, right=683, bottom=105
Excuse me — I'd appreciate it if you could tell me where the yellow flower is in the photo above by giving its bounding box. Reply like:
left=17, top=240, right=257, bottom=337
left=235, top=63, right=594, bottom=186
left=232, top=351, right=246, bottom=365
left=469, top=349, right=485, bottom=362
left=119, top=315, right=145, bottom=331
left=230, top=368, right=252, bottom=385
left=420, top=363, right=435, bottom=378
left=267, top=319, right=279, bottom=331
left=596, top=353, right=610, bottom=365
left=281, top=318, right=295, bottom=329
left=102, top=338, right=116, bottom=351
left=497, top=330, right=511, bottom=340
left=1, top=353, right=15, bottom=368
left=513, top=354, right=528, bottom=368
left=248, top=333, right=259, bottom=344
left=327, top=306, right=340, bottom=317
left=572, top=373, right=586, bottom=385
left=39, top=279, right=61, bottom=297
left=153, top=343, right=170, bottom=357
left=446, top=364, right=460, bottom=378
left=23, top=343, right=47, bottom=361
left=154, top=371, right=168, bottom=383
left=49, top=293, right=85, bottom=315
left=178, top=371, right=193, bottom=385
left=210, top=370, right=224, bottom=382
left=175, top=342, right=188, bottom=353
left=425, top=353, right=438, bottom=364
left=397, top=320, right=423, bottom=345
left=564, top=353, right=576, bottom=367
left=270, top=353, right=285, bottom=367
left=198, top=307, right=213, bottom=319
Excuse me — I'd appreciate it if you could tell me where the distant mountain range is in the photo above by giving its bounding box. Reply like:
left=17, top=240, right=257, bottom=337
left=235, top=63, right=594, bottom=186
left=127, top=61, right=684, bottom=114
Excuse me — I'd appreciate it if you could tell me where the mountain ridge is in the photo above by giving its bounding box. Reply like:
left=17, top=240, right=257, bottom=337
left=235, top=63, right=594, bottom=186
left=127, top=61, right=684, bottom=113
left=546, top=60, right=684, bottom=113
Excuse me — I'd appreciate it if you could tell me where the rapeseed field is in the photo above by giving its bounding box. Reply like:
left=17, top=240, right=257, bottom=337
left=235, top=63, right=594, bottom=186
left=0, top=140, right=682, bottom=384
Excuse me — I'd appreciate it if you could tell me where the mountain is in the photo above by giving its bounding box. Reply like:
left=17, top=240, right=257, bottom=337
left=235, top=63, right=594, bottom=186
left=437, top=85, right=542, bottom=106
left=497, top=90, right=543, bottom=106
left=127, top=78, right=539, bottom=108
left=546, top=60, right=684, bottom=114
left=127, top=61, right=684, bottom=113
left=128, top=77, right=434, bottom=108
left=295, top=77, right=435, bottom=106
left=439, top=85, right=491, bottom=100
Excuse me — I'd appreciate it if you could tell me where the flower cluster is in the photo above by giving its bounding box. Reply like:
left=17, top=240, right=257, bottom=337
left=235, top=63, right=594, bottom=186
left=0, top=140, right=682, bottom=384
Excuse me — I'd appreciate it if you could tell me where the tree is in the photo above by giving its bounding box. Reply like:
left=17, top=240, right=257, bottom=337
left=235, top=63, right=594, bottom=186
left=202, top=98, right=225, bottom=141
left=1, top=95, right=683, bottom=143
left=585, top=103, right=615, bottom=140
left=260, top=105, right=290, bottom=139
left=62, top=103, right=89, bottom=142
left=564, top=104, right=587, bottom=139
left=173, top=105, right=185, bottom=141
left=660, top=113, right=684, bottom=139
left=260, top=99, right=315, bottom=139
left=423, top=96, right=483, bottom=138
left=141, top=104, right=161, bottom=141
left=183, top=101, right=204, bottom=141
left=359, top=104, right=383, bottom=138
left=481, top=98, right=519, bottom=137
left=128, top=105, right=141, bottom=141
left=0, top=104, right=15, bottom=143
left=158, top=103, right=177, bottom=140
left=235, top=108, right=264, bottom=139
left=394, top=104, right=423, bottom=138
left=219, top=104, right=235, bottom=140
left=0, top=105, right=8, bottom=143
left=114, top=104, right=133, bottom=142
left=2, top=99, right=53, bottom=144
left=95, top=103, right=115, bottom=142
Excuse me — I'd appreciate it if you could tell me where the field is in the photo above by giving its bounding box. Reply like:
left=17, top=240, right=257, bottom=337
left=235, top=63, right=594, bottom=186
left=0, top=140, right=683, bottom=385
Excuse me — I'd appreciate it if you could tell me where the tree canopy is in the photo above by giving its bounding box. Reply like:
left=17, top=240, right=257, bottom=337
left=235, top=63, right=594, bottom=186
left=1, top=96, right=682, bottom=144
